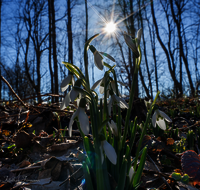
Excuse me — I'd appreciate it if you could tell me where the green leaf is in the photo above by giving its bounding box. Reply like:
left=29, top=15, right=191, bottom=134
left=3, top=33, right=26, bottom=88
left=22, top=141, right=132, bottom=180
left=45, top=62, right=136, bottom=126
left=98, top=118, right=109, bottom=133
left=133, top=146, right=147, bottom=187
left=82, top=161, right=95, bottom=190
left=115, top=157, right=128, bottom=190
left=83, top=136, right=96, bottom=169
left=130, top=118, right=137, bottom=150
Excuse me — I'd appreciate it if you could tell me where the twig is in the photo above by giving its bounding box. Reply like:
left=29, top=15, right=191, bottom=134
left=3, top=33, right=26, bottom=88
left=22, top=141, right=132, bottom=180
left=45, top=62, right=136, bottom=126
left=10, top=166, right=41, bottom=172
left=147, top=154, right=172, bottom=190
left=59, top=166, right=82, bottom=186
left=0, top=75, right=28, bottom=109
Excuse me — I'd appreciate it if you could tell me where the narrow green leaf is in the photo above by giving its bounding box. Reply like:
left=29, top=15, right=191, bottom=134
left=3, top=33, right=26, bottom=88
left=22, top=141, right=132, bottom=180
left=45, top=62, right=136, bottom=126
left=82, top=161, right=94, bottom=190
left=130, top=118, right=137, bottom=150
left=98, top=118, right=109, bottom=133
left=133, top=146, right=147, bottom=187
left=115, top=157, right=128, bottom=190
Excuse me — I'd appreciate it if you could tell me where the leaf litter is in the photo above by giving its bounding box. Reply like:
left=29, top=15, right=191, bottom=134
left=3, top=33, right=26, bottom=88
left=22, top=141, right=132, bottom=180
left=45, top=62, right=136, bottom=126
left=0, top=96, right=200, bottom=189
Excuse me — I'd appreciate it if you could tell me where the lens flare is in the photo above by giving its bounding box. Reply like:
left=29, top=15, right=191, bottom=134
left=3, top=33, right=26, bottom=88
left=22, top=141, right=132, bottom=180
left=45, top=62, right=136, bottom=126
left=104, top=22, right=116, bottom=34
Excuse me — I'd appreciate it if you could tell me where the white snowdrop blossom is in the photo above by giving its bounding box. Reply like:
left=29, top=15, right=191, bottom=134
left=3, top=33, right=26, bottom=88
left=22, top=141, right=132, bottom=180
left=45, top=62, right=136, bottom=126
left=123, top=31, right=139, bottom=58
left=123, top=28, right=142, bottom=58
left=91, top=77, right=125, bottom=97
left=60, top=88, right=79, bottom=110
left=68, top=107, right=89, bottom=137
left=89, top=45, right=104, bottom=70
left=152, top=109, right=172, bottom=130
left=108, top=94, right=129, bottom=116
left=100, top=140, right=117, bottom=165
left=60, top=74, right=74, bottom=92
left=129, top=166, right=135, bottom=181
left=144, top=99, right=152, bottom=110
left=136, top=28, right=142, bottom=47
left=108, top=120, right=118, bottom=136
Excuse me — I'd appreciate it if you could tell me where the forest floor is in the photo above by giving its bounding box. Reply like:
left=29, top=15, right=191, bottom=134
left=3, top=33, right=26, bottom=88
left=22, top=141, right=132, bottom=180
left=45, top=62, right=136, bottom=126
left=0, top=95, right=200, bottom=190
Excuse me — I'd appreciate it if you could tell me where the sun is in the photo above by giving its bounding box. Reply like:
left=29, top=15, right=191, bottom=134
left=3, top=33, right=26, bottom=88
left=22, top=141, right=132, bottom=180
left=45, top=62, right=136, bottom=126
left=104, top=22, right=116, bottom=34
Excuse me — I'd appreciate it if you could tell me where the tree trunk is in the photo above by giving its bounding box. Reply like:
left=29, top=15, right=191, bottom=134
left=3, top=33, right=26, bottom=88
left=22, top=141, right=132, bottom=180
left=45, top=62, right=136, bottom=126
left=129, top=0, right=138, bottom=98
left=169, top=0, right=194, bottom=96
left=151, top=2, right=182, bottom=96
left=0, top=0, right=2, bottom=100
left=51, top=0, right=58, bottom=102
left=67, top=0, right=73, bottom=91
left=48, top=0, right=54, bottom=102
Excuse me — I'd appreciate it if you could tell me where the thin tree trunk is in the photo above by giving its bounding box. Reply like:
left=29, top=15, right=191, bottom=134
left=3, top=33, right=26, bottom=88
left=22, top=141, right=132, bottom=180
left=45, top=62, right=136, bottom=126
left=48, top=0, right=54, bottom=102
left=169, top=0, right=194, bottom=96
left=129, top=0, right=138, bottom=98
left=51, top=0, right=58, bottom=102
left=67, top=0, right=73, bottom=91
left=141, top=0, right=153, bottom=98
left=151, top=2, right=182, bottom=95
left=0, top=0, right=2, bottom=100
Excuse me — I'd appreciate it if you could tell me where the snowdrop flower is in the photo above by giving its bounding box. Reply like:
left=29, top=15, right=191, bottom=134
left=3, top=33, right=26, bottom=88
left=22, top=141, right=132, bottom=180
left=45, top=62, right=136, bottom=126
left=152, top=109, right=172, bottom=130
left=144, top=99, right=152, bottom=110
left=108, top=120, right=118, bottom=136
left=129, top=166, right=135, bottom=181
left=123, top=28, right=142, bottom=58
left=108, top=94, right=129, bottom=115
left=100, top=140, right=117, bottom=165
left=89, top=45, right=104, bottom=70
left=60, top=74, right=74, bottom=92
left=136, top=28, right=142, bottom=47
left=60, top=80, right=81, bottom=110
left=68, top=99, right=89, bottom=137
left=91, top=77, right=125, bottom=96
left=124, top=31, right=139, bottom=58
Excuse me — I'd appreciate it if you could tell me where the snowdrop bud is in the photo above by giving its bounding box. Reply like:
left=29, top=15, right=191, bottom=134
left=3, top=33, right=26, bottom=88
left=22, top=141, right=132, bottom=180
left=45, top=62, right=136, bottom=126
left=136, top=28, right=142, bottom=45
left=129, top=167, right=134, bottom=181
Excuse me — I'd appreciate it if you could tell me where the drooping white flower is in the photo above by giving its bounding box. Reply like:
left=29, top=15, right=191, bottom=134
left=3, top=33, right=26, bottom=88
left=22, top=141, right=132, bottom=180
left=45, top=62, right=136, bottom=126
left=70, top=88, right=79, bottom=103
left=136, top=28, right=142, bottom=47
left=144, top=99, right=152, bottom=110
left=91, top=77, right=125, bottom=97
left=129, top=166, right=135, bottom=181
left=68, top=107, right=89, bottom=137
left=89, top=45, right=104, bottom=70
left=152, top=109, right=172, bottom=130
left=101, top=140, right=117, bottom=165
left=108, top=94, right=129, bottom=115
left=123, top=31, right=139, bottom=58
left=60, top=91, right=71, bottom=110
left=108, top=120, right=118, bottom=136
left=60, top=74, right=74, bottom=92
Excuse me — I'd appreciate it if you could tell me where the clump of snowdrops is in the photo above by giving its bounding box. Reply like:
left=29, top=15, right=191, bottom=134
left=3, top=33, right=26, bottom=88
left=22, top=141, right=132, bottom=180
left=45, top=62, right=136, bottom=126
left=60, top=29, right=172, bottom=190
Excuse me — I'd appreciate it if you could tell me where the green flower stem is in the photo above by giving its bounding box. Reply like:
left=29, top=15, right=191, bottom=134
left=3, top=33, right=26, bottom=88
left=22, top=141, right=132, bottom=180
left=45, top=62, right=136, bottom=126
left=122, top=45, right=142, bottom=150
left=113, top=70, right=122, bottom=138
left=121, top=66, right=139, bottom=149
left=103, top=72, right=109, bottom=137
left=90, top=98, right=105, bottom=190
left=133, top=91, right=160, bottom=172
left=115, top=157, right=128, bottom=190
left=130, top=118, right=137, bottom=150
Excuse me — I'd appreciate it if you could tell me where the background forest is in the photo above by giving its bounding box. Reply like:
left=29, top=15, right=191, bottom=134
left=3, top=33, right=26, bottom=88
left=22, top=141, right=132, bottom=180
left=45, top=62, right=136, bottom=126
left=0, top=0, right=199, bottom=103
